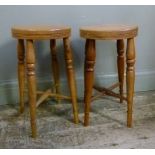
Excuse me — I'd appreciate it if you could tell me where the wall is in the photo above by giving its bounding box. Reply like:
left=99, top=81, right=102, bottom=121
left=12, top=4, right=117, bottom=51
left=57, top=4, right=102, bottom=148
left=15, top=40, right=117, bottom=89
left=0, top=5, right=155, bottom=105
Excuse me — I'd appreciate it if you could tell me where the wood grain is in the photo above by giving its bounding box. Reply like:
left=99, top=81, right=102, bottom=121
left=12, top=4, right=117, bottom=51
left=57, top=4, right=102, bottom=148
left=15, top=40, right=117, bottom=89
left=12, top=26, right=71, bottom=39
left=80, top=25, right=138, bottom=40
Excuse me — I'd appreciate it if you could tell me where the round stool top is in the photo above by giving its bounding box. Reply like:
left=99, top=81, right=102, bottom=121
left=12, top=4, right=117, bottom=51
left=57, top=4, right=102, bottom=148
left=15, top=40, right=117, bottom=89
left=80, top=25, right=138, bottom=40
left=12, top=25, right=71, bottom=40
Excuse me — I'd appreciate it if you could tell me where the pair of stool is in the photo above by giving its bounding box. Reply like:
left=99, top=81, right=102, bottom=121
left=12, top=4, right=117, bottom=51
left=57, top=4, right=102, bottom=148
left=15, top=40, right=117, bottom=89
left=12, top=25, right=138, bottom=138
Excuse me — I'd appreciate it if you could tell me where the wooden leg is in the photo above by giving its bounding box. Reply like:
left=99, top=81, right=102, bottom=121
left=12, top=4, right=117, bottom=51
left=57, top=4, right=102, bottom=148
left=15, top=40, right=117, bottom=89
left=50, top=39, right=60, bottom=103
left=117, top=39, right=125, bottom=103
left=63, top=38, right=79, bottom=124
left=84, top=39, right=96, bottom=126
left=26, top=40, right=37, bottom=138
left=126, top=38, right=136, bottom=127
left=17, top=39, right=25, bottom=113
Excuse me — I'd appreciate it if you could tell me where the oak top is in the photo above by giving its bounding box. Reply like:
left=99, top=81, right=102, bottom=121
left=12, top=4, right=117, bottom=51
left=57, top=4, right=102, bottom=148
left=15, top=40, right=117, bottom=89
left=80, top=25, right=138, bottom=40
left=12, top=25, right=71, bottom=40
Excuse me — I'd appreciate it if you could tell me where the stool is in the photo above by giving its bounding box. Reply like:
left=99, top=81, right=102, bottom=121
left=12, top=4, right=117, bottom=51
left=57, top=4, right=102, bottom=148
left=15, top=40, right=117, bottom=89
left=12, top=26, right=79, bottom=138
left=80, top=25, right=138, bottom=127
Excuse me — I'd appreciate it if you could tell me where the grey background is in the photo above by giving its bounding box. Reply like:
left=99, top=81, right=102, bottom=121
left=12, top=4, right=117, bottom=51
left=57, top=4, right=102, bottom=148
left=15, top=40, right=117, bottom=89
left=0, top=5, right=155, bottom=105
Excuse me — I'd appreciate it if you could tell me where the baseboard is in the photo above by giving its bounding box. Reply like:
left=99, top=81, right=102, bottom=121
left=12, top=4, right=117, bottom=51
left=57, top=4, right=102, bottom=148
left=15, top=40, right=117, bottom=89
left=0, top=70, right=155, bottom=105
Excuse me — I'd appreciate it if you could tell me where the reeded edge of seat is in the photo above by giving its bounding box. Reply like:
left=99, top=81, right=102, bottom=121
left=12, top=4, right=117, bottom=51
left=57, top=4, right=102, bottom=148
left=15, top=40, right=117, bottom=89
left=80, top=25, right=138, bottom=40
left=11, top=26, right=71, bottom=40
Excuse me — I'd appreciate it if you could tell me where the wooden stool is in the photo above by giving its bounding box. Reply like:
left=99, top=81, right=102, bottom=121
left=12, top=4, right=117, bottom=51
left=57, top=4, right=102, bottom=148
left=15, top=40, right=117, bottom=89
left=80, top=25, right=138, bottom=127
left=12, top=26, right=79, bottom=138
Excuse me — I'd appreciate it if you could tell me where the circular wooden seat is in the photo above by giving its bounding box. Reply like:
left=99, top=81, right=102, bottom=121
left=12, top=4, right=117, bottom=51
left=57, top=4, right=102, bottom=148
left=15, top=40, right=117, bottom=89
left=12, top=25, right=71, bottom=39
left=80, top=25, right=138, bottom=40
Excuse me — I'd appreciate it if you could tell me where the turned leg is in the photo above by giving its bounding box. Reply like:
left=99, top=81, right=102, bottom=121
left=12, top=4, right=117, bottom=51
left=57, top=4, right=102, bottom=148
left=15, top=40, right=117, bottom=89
left=84, top=39, right=96, bottom=126
left=126, top=38, right=136, bottom=127
left=26, top=40, right=37, bottom=138
left=17, top=39, right=25, bottom=113
left=117, top=39, right=125, bottom=103
left=50, top=39, right=60, bottom=103
left=63, top=37, right=79, bottom=124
